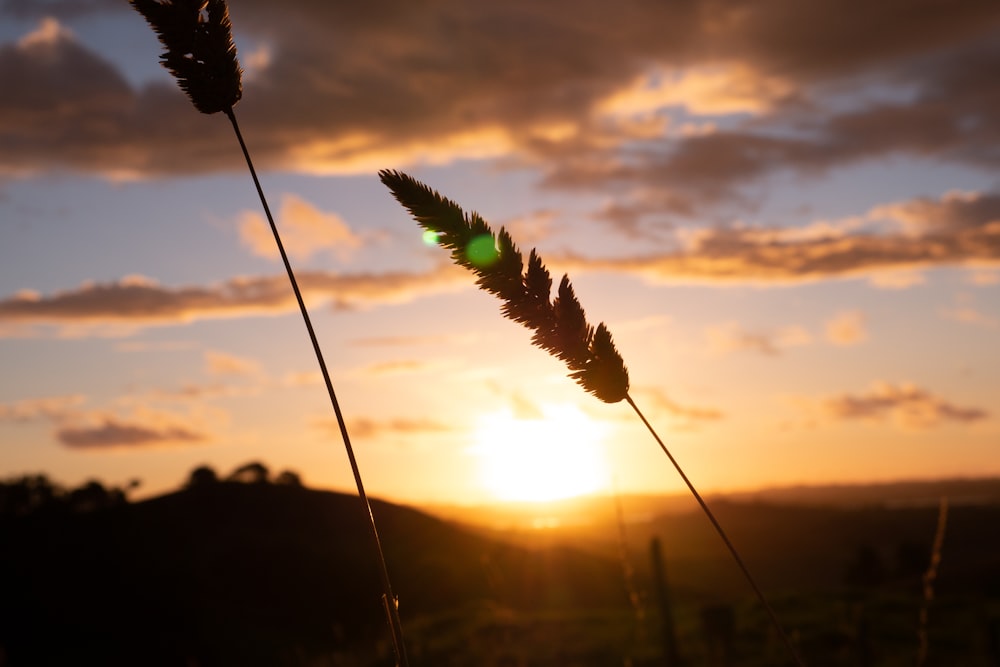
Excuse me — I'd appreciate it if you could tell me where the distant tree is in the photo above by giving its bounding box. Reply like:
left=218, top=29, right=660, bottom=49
left=67, top=480, right=133, bottom=512
left=186, top=465, right=220, bottom=489
left=274, top=470, right=303, bottom=487
left=0, top=474, right=62, bottom=516
left=227, top=461, right=270, bottom=484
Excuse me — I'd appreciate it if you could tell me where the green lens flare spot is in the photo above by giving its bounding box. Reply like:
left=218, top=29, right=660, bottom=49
left=422, top=230, right=442, bottom=246
left=466, top=234, right=499, bottom=267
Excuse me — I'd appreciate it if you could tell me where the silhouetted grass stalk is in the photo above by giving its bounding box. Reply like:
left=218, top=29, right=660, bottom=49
left=916, top=495, right=948, bottom=667
left=380, top=169, right=803, bottom=666
left=129, top=2, right=407, bottom=663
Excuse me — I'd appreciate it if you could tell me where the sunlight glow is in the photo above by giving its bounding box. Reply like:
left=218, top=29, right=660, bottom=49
left=471, top=403, right=610, bottom=502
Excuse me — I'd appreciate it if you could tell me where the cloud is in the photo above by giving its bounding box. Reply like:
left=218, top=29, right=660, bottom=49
left=237, top=194, right=363, bottom=262
left=362, top=359, right=430, bottom=377
left=557, top=189, right=1000, bottom=284
left=707, top=322, right=811, bottom=356
left=350, top=332, right=478, bottom=348
left=0, top=394, right=85, bottom=422
left=1, top=2, right=998, bottom=189
left=204, top=350, right=261, bottom=377
left=870, top=190, right=1000, bottom=235
left=631, top=387, right=723, bottom=431
left=336, top=416, right=453, bottom=440
left=822, top=382, right=988, bottom=429
left=499, top=209, right=558, bottom=247
left=0, top=390, right=213, bottom=449
left=941, top=293, right=1000, bottom=329
left=966, top=269, right=1000, bottom=285
left=597, top=63, right=795, bottom=118
left=0, top=265, right=468, bottom=336
left=279, top=370, right=323, bottom=387
left=56, top=415, right=207, bottom=449
left=825, top=310, right=868, bottom=346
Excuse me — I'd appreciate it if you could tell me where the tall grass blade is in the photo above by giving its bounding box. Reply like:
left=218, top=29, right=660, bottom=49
left=130, top=3, right=408, bottom=664
left=380, top=169, right=804, bottom=666
left=916, top=495, right=948, bottom=667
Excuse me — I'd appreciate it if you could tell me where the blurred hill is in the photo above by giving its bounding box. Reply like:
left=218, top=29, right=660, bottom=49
left=420, top=476, right=1000, bottom=532
left=421, top=478, right=1000, bottom=602
left=2, top=475, right=999, bottom=665
left=0, top=481, right=628, bottom=666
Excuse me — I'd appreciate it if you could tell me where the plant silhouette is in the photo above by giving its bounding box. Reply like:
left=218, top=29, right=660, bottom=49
left=381, top=169, right=804, bottom=666
left=128, top=1, right=408, bottom=662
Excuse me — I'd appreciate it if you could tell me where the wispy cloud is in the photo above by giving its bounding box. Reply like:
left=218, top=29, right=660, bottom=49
left=822, top=382, right=988, bottom=429
left=0, top=394, right=86, bottom=422
left=361, top=359, right=431, bottom=377
left=329, top=416, right=453, bottom=440
left=631, top=387, right=723, bottom=431
left=825, top=310, right=868, bottom=346
left=204, top=350, right=262, bottom=377
left=941, top=293, right=1000, bottom=329
left=707, top=322, right=811, bottom=357
left=559, top=190, right=1000, bottom=284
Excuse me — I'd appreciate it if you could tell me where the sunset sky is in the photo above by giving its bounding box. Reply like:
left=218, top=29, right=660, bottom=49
left=1, top=0, right=998, bottom=506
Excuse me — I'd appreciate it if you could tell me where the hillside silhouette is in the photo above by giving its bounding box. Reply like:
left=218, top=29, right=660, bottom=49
left=3, top=472, right=1000, bottom=665
left=0, top=478, right=628, bottom=666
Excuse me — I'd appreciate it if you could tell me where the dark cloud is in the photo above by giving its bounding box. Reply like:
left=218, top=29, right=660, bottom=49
left=0, top=265, right=466, bottom=335
left=1, top=0, right=998, bottom=192
left=56, top=417, right=206, bottom=448
left=822, top=382, right=988, bottom=429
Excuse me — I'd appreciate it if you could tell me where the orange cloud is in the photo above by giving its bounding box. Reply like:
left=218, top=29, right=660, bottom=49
left=707, top=322, right=811, bottom=356
left=598, top=63, right=794, bottom=118
left=362, top=360, right=430, bottom=377
left=204, top=350, right=261, bottom=377
left=558, top=190, right=1000, bottom=284
left=0, top=395, right=86, bottom=422
left=237, top=194, right=363, bottom=261
left=825, top=311, right=868, bottom=346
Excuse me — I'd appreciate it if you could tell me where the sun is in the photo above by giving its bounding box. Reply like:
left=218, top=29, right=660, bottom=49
left=471, top=403, right=610, bottom=502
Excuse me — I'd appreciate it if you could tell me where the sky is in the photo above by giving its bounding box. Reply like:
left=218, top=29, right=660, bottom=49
left=0, top=0, right=998, bottom=506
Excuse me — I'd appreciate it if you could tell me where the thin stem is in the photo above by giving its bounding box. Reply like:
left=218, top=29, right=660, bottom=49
left=625, top=392, right=804, bottom=667
left=225, top=108, right=409, bottom=667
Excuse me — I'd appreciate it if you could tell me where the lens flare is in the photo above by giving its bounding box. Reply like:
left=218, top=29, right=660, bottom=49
left=466, top=234, right=499, bottom=267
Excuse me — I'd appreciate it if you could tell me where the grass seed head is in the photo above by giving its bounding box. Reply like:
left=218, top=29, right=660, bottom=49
left=130, top=0, right=243, bottom=115
left=379, top=169, right=630, bottom=403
